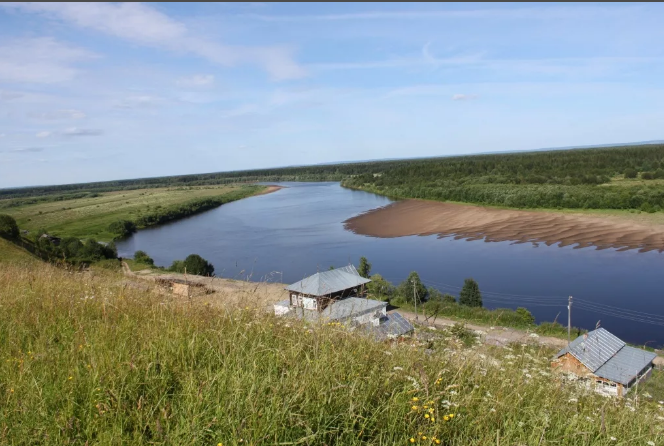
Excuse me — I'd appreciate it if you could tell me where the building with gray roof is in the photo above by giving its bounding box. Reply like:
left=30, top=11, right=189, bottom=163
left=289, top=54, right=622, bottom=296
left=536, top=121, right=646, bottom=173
left=275, top=265, right=414, bottom=340
left=553, top=328, right=656, bottom=397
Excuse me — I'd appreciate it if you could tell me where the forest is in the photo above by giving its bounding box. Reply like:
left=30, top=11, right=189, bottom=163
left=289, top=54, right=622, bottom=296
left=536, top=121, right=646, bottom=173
left=4, top=143, right=664, bottom=211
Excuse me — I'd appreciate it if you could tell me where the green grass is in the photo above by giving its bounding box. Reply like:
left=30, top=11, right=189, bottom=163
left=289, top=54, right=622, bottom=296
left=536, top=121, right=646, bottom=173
left=1, top=263, right=662, bottom=445
left=2, top=185, right=264, bottom=241
left=394, top=301, right=584, bottom=340
left=0, top=237, right=39, bottom=264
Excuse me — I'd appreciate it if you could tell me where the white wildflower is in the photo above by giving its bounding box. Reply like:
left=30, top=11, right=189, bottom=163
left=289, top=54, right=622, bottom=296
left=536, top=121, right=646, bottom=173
left=393, top=366, right=403, bottom=371
left=518, top=421, right=524, bottom=428
left=569, top=398, right=578, bottom=403
left=490, top=408, right=496, bottom=413
left=479, top=354, right=487, bottom=360
left=647, top=441, right=655, bottom=446
left=525, top=373, right=532, bottom=379
left=529, top=333, right=539, bottom=338
left=406, top=376, right=420, bottom=389
left=428, top=326, right=437, bottom=331
left=383, top=351, right=392, bottom=356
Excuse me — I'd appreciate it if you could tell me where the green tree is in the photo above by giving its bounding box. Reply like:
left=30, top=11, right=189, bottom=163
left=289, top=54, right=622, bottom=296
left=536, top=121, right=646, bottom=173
left=366, top=274, right=394, bottom=301
left=0, top=214, right=19, bottom=240
left=623, top=168, right=637, bottom=179
left=515, top=307, right=535, bottom=325
left=443, top=293, right=457, bottom=304
left=182, top=254, right=215, bottom=276
left=358, top=256, right=371, bottom=278
left=459, top=278, right=482, bottom=307
left=108, top=220, right=137, bottom=238
left=396, top=271, right=427, bottom=304
left=169, top=260, right=185, bottom=273
left=134, top=250, right=154, bottom=266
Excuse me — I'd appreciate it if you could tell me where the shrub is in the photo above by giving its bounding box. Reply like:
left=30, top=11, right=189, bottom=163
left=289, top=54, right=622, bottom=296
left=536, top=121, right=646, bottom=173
left=108, top=219, right=137, bottom=238
left=443, top=293, right=457, bottom=304
left=0, top=214, right=19, bottom=240
left=134, top=250, right=154, bottom=266
left=169, top=254, right=215, bottom=276
left=641, top=171, right=655, bottom=180
left=366, top=274, right=394, bottom=301
left=515, top=307, right=536, bottom=325
left=624, top=168, right=638, bottom=179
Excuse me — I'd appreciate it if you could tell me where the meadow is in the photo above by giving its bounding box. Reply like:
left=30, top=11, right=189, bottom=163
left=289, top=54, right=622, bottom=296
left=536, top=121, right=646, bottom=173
left=1, top=185, right=263, bottom=241
left=0, top=261, right=663, bottom=445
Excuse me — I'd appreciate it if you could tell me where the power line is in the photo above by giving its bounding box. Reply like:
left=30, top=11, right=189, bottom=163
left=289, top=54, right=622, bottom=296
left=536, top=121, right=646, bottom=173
left=574, top=298, right=664, bottom=322
left=573, top=303, right=664, bottom=327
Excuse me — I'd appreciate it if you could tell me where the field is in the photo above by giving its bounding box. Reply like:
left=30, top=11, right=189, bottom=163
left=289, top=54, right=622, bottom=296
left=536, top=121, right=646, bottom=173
left=1, top=261, right=663, bottom=445
left=2, top=185, right=263, bottom=241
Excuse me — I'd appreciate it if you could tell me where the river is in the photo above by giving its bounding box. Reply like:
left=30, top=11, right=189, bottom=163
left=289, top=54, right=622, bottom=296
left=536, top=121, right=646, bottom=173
left=116, top=182, right=664, bottom=347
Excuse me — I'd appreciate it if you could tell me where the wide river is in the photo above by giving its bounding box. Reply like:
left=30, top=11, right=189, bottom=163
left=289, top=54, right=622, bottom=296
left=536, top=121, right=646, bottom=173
left=117, top=182, right=664, bottom=347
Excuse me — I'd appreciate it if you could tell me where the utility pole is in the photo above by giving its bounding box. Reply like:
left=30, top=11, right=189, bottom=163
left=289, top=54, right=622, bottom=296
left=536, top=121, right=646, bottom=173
left=412, top=280, right=418, bottom=321
left=567, top=295, right=573, bottom=345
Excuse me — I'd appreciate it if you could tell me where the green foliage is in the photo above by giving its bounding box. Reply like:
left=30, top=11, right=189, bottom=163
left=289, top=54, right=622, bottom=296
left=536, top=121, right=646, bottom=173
left=449, top=323, right=477, bottom=346
left=169, top=254, right=215, bottom=276
left=395, top=271, right=428, bottom=304
left=0, top=214, right=19, bottom=239
left=342, top=144, right=664, bottom=211
left=107, top=219, right=136, bottom=238
left=624, top=168, right=637, bottom=178
left=133, top=250, right=154, bottom=266
left=358, top=256, right=371, bottom=278
left=515, top=307, right=536, bottom=325
left=366, top=273, right=395, bottom=301
left=459, top=278, right=482, bottom=307
left=443, top=293, right=457, bottom=304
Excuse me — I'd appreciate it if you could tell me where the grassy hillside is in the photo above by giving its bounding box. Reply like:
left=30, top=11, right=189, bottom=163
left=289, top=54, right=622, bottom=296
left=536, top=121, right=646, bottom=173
left=0, top=237, right=39, bottom=264
left=2, top=185, right=263, bottom=241
left=1, top=263, right=662, bottom=445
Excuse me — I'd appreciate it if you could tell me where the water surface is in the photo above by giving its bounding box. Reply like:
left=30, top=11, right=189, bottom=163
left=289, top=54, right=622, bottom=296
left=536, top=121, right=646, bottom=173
left=117, top=182, right=664, bottom=347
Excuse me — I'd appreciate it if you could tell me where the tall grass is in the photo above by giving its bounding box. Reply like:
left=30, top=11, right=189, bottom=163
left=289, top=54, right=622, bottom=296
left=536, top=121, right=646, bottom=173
left=1, top=263, right=662, bottom=445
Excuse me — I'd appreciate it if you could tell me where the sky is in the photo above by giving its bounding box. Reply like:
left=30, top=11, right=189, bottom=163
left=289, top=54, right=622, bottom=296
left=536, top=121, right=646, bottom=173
left=1, top=2, right=664, bottom=188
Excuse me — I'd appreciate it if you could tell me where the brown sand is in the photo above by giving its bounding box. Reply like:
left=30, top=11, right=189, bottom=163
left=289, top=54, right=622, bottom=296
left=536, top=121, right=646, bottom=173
left=344, top=200, right=664, bottom=253
left=255, top=185, right=284, bottom=196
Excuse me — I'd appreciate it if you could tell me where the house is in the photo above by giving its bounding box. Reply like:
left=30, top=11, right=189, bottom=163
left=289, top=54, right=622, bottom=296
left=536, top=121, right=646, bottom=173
left=552, top=328, right=657, bottom=397
left=274, top=265, right=414, bottom=340
left=39, top=233, right=61, bottom=246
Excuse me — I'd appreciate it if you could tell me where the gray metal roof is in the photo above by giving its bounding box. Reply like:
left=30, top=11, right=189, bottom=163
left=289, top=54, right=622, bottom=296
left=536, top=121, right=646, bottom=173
left=285, top=265, right=371, bottom=297
left=556, top=328, right=625, bottom=372
left=292, top=297, right=386, bottom=323
left=555, top=328, right=656, bottom=385
left=594, top=345, right=657, bottom=385
left=365, top=312, right=414, bottom=340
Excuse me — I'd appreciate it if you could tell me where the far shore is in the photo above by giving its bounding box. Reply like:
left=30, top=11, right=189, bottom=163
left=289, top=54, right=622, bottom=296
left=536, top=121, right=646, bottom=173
left=344, top=199, right=664, bottom=253
left=255, top=185, right=284, bottom=196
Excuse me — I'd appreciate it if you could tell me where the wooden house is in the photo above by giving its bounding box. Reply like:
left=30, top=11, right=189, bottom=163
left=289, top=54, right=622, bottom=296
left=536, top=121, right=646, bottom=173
left=552, top=328, right=656, bottom=397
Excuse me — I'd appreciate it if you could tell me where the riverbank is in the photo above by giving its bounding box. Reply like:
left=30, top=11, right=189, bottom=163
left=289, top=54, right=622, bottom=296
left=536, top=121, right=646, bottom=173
left=344, top=199, right=664, bottom=252
left=3, top=184, right=280, bottom=241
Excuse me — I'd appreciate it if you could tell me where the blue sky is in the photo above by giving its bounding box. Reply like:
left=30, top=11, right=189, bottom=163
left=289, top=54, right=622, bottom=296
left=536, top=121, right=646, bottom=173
left=1, top=2, right=664, bottom=187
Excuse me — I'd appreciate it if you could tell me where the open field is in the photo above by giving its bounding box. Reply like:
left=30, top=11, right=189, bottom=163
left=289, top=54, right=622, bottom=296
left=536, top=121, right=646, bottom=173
left=2, top=185, right=274, bottom=241
left=0, top=237, right=39, bottom=264
left=345, top=199, right=664, bottom=252
left=1, top=261, right=663, bottom=445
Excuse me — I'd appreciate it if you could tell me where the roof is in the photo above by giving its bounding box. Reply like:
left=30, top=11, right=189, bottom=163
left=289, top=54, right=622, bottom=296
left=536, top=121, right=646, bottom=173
left=292, top=297, right=387, bottom=323
left=285, top=264, right=371, bottom=297
left=364, top=312, right=415, bottom=340
left=555, top=328, right=657, bottom=385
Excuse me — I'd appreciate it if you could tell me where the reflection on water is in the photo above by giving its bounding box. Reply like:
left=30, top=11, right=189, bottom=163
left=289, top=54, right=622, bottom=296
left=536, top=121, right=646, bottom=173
left=117, top=182, right=664, bottom=347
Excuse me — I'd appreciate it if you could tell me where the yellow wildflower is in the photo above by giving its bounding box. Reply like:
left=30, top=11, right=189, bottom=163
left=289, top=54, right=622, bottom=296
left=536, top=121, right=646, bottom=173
left=425, top=414, right=430, bottom=419
left=217, top=443, right=223, bottom=446
left=412, top=405, right=419, bottom=410
left=443, top=416, right=449, bottom=421
left=435, top=440, right=441, bottom=445
left=409, top=439, right=415, bottom=444
left=412, top=397, right=419, bottom=402
left=68, top=376, right=73, bottom=380
left=422, top=436, right=427, bottom=440
left=449, top=413, right=455, bottom=418
left=431, top=417, right=435, bottom=422
left=428, top=408, right=434, bottom=414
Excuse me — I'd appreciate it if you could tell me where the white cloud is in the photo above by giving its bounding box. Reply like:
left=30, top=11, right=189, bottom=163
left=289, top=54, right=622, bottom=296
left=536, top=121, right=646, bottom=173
left=3, top=2, right=306, bottom=80
left=62, top=127, right=103, bottom=136
left=0, top=37, right=96, bottom=83
left=28, top=109, right=86, bottom=120
left=177, top=74, right=215, bottom=87
left=11, top=147, right=44, bottom=153
left=452, top=94, right=478, bottom=101
left=36, top=131, right=52, bottom=138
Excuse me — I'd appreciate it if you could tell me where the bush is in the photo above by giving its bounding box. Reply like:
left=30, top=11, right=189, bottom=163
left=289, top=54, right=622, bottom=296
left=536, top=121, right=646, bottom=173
left=366, top=274, right=394, bottom=301
left=624, top=168, right=638, bottom=179
left=515, top=307, right=536, bottom=325
left=108, top=219, right=137, bottom=238
left=169, top=254, right=215, bottom=276
left=443, top=294, right=457, bottom=304
left=134, top=250, right=154, bottom=266
left=641, top=171, right=655, bottom=180
left=0, top=214, right=19, bottom=240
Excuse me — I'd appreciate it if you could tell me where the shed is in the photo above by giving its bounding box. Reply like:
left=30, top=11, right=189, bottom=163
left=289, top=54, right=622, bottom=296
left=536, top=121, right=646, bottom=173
left=285, top=264, right=371, bottom=311
left=552, top=328, right=656, bottom=397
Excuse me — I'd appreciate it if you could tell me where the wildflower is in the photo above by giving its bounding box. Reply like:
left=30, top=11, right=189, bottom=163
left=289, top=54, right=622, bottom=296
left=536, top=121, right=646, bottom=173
left=443, top=416, right=449, bottom=421
left=449, top=414, right=455, bottom=418
left=610, top=438, right=616, bottom=442
left=490, top=408, right=496, bottom=413
left=435, top=440, right=441, bottom=444
left=218, top=443, right=223, bottom=446
left=425, top=414, right=430, bottom=419
left=428, top=408, right=434, bottom=414
left=412, top=406, right=419, bottom=410
left=394, top=367, right=404, bottom=371
left=412, top=397, right=419, bottom=402
left=68, top=376, right=73, bottom=380
left=647, top=442, right=655, bottom=446
left=430, top=417, right=435, bottom=422
left=422, top=436, right=427, bottom=440
left=409, top=439, right=415, bottom=443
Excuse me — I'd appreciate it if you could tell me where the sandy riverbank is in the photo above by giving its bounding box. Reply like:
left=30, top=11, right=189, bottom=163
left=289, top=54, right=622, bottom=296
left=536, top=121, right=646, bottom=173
left=344, top=200, right=664, bottom=253
left=255, top=185, right=284, bottom=196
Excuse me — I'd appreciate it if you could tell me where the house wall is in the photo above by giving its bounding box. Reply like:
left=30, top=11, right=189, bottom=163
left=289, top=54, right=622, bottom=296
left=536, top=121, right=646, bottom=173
left=302, top=297, right=317, bottom=310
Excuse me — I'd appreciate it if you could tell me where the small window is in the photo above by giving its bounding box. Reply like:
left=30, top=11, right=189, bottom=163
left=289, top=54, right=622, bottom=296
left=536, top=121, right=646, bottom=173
left=610, top=383, right=617, bottom=387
